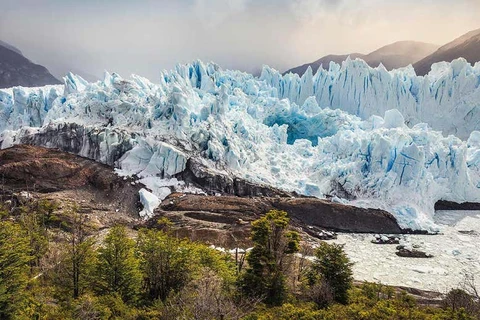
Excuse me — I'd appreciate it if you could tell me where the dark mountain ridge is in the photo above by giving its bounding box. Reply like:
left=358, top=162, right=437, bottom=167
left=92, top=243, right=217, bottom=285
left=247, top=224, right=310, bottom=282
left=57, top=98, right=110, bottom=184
left=0, top=42, right=61, bottom=88
left=285, top=41, right=439, bottom=75
left=413, top=28, right=480, bottom=75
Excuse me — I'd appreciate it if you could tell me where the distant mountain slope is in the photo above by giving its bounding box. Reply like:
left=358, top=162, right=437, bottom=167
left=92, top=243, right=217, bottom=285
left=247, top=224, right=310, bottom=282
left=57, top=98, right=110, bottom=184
left=285, top=41, right=439, bottom=75
left=364, top=41, right=439, bottom=70
left=0, top=40, right=22, bottom=55
left=0, top=43, right=61, bottom=88
left=414, top=28, right=480, bottom=76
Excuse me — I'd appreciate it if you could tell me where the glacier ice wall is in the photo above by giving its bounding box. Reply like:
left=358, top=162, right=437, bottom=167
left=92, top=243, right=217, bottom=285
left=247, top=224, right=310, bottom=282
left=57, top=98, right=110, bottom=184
left=0, top=61, right=479, bottom=230
left=262, top=58, right=480, bottom=140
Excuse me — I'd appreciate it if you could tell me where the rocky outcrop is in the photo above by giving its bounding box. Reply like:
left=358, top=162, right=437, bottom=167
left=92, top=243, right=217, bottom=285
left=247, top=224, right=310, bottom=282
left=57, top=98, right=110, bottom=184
left=0, top=144, right=411, bottom=248
left=434, top=200, right=480, bottom=211
left=396, top=246, right=434, bottom=258
left=160, top=193, right=406, bottom=234
left=175, top=158, right=295, bottom=198
left=270, top=197, right=404, bottom=234
left=0, top=144, right=143, bottom=217
left=19, top=123, right=135, bottom=166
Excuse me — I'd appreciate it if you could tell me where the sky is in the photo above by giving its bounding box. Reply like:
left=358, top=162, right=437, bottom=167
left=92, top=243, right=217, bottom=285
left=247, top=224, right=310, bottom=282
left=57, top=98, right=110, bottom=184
left=0, top=0, right=479, bottom=81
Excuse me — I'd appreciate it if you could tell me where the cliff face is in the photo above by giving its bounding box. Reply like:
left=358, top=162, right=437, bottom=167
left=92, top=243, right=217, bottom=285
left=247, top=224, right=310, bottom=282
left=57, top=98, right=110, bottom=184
left=160, top=193, right=404, bottom=235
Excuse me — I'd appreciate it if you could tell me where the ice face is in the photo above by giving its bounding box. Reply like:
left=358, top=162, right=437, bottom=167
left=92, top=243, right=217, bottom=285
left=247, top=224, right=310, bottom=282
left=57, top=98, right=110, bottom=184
left=0, top=59, right=479, bottom=230
left=118, top=139, right=187, bottom=178
left=262, top=57, right=480, bottom=140
left=0, top=85, right=62, bottom=133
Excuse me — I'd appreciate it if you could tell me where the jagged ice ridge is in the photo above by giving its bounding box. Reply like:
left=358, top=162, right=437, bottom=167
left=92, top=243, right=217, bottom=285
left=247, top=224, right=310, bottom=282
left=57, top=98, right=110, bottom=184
left=263, top=57, right=480, bottom=140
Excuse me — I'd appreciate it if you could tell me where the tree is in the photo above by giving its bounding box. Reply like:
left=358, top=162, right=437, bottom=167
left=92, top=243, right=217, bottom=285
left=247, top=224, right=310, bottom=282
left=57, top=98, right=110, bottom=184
left=163, top=268, right=260, bottom=320
left=443, top=289, right=477, bottom=316
left=52, top=206, right=97, bottom=299
left=35, top=199, right=60, bottom=230
left=0, top=221, right=33, bottom=319
left=137, top=229, right=195, bottom=302
left=308, top=242, right=353, bottom=305
left=240, top=210, right=300, bottom=305
left=18, top=204, right=49, bottom=270
left=95, top=225, right=142, bottom=303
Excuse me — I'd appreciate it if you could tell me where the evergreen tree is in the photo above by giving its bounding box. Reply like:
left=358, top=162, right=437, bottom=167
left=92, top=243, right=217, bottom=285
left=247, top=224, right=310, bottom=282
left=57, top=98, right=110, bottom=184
left=309, top=242, right=353, bottom=304
left=95, top=225, right=142, bottom=303
left=240, top=210, right=300, bottom=305
left=0, top=221, right=33, bottom=319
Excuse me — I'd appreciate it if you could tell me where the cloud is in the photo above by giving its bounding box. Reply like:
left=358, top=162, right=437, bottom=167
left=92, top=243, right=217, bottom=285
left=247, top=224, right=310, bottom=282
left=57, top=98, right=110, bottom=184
left=0, top=0, right=478, bottom=79
left=192, top=0, right=250, bottom=28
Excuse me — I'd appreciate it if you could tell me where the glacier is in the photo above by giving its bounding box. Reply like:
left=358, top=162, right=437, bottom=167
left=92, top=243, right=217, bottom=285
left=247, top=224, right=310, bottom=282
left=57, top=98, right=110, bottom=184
left=0, top=59, right=479, bottom=230
left=262, top=57, right=480, bottom=140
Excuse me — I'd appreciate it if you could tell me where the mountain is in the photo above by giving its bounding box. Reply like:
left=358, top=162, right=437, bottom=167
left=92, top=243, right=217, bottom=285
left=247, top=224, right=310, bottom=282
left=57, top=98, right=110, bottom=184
left=0, top=60, right=479, bottom=231
left=0, top=40, right=22, bottom=55
left=0, top=41, right=61, bottom=88
left=414, top=28, right=480, bottom=76
left=364, top=41, right=439, bottom=70
left=285, top=41, right=439, bottom=75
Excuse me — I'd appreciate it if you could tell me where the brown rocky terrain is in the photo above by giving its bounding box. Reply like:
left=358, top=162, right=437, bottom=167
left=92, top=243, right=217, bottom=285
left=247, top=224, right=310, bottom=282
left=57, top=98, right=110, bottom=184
left=0, top=144, right=143, bottom=228
left=153, top=192, right=409, bottom=248
left=0, top=144, right=411, bottom=247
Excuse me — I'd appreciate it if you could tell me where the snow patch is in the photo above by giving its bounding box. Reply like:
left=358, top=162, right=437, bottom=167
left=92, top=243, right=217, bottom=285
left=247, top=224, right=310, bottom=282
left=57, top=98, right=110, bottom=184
left=138, top=188, right=161, bottom=219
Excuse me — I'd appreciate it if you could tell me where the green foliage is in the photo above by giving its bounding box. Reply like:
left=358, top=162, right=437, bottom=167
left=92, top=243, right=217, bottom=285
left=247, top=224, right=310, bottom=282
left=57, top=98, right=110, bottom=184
left=195, top=244, right=236, bottom=285
left=240, top=210, right=300, bottom=305
left=308, top=242, right=353, bottom=305
left=0, top=221, right=33, bottom=319
left=95, top=225, right=142, bottom=304
left=137, top=228, right=237, bottom=304
left=2, top=199, right=480, bottom=320
left=156, top=216, right=173, bottom=231
left=246, top=303, right=322, bottom=320
left=308, top=283, right=476, bottom=320
left=72, top=293, right=112, bottom=320
left=36, top=199, right=61, bottom=229
left=442, top=288, right=475, bottom=313
left=137, top=228, right=197, bottom=302
left=18, top=204, right=49, bottom=270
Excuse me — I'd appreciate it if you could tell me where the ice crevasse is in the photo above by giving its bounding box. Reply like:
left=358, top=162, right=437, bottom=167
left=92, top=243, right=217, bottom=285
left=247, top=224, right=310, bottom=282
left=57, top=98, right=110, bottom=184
left=0, top=59, right=479, bottom=230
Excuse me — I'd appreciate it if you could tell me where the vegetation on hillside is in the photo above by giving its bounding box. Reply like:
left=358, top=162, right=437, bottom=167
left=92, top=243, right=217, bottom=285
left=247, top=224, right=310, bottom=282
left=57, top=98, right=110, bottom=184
left=0, top=200, right=478, bottom=319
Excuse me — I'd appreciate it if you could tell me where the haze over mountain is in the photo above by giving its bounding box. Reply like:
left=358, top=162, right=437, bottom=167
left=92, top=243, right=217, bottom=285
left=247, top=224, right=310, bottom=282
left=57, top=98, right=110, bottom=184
left=48, top=65, right=100, bottom=83
left=0, top=40, right=22, bottom=55
left=414, top=28, right=480, bottom=75
left=0, top=41, right=60, bottom=88
left=285, top=41, right=439, bottom=75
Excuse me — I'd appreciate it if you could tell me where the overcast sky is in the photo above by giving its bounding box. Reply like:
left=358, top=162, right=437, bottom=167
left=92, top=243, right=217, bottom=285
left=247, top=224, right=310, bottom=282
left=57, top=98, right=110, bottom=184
left=1, top=0, right=479, bottom=80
